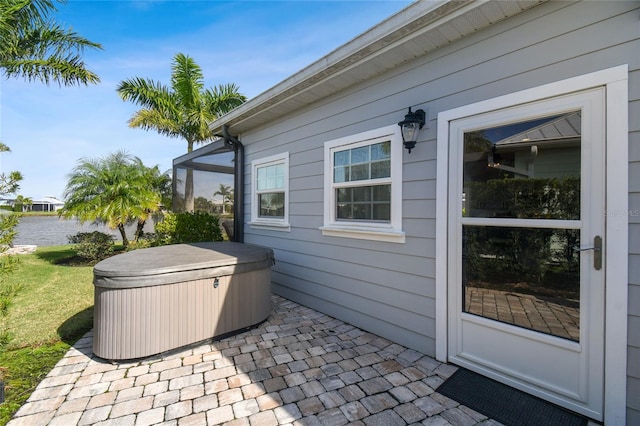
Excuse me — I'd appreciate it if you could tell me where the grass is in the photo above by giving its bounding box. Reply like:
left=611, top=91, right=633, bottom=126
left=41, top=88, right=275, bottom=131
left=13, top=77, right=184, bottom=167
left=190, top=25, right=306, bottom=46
left=0, top=245, right=95, bottom=425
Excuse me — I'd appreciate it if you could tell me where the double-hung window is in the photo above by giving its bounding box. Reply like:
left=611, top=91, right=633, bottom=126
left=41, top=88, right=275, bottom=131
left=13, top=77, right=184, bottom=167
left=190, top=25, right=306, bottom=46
left=250, top=152, right=290, bottom=231
left=322, top=125, right=404, bottom=242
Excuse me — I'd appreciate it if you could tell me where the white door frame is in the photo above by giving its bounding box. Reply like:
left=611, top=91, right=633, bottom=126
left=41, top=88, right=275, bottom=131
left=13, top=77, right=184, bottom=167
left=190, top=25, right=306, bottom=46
left=435, top=65, right=629, bottom=425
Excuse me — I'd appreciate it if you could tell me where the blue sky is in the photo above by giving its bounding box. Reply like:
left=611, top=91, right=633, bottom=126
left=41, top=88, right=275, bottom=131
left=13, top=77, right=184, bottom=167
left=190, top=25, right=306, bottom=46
left=1, top=0, right=411, bottom=200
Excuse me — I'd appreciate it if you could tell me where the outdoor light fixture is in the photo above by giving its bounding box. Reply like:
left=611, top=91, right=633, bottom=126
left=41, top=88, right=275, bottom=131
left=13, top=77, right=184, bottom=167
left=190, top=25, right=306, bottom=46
left=398, top=107, right=426, bottom=153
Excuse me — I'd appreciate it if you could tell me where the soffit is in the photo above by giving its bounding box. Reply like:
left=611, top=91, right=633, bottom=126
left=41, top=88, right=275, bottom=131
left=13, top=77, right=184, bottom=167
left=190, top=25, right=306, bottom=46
left=210, top=0, right=546, bottom=136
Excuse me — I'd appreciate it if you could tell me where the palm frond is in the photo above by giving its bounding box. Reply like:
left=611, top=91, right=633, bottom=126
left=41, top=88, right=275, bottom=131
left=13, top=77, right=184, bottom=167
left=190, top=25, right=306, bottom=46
left=2, top=54, right=100, bottom=85
left=128, top=108, right=184, bottom=138
left=205, top=83, right=247, bottom=117
left=1, top=0, right=102, bottom=86
left=171, top=53, right=205, bottom=109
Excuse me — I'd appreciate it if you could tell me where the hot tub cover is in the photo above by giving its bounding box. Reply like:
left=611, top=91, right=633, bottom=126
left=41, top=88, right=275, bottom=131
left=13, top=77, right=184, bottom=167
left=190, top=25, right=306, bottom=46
left=94, top=242, right=274, bottom=289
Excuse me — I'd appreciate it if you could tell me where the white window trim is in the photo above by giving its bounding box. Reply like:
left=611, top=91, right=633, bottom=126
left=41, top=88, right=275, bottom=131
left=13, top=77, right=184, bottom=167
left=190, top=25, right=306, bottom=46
left=320, top=124, right=405, bottom=243
left=250, top=152, right=290, bottom=231
left=435, top=65, right=628, bottom=425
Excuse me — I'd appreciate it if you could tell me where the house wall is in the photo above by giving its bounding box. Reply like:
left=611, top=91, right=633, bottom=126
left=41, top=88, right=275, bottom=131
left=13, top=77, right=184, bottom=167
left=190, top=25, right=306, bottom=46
left=237, top=1, right=639, bottom=419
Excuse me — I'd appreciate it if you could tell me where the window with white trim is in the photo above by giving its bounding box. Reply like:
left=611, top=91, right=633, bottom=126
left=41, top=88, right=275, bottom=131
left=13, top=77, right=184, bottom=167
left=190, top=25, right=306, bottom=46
left=250, top=152, right=290, bottom=231
left=321, top=125, right=404, bottom=243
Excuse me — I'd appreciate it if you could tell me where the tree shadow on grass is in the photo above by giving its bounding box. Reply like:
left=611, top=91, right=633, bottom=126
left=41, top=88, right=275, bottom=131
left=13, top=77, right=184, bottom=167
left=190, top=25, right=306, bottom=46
left=57, top=306, right=94, bottom=346
left=35, top=248, right=98, bottom=267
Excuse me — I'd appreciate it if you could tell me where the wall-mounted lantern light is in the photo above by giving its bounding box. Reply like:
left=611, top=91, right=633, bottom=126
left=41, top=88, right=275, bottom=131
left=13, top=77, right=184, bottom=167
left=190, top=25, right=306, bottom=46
left=397, top=107, right=426, bottom=153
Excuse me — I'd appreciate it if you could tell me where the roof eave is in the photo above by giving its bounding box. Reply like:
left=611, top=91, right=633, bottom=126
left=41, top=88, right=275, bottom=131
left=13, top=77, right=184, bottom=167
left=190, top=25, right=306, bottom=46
left=210, top=0, right=545, bottom=136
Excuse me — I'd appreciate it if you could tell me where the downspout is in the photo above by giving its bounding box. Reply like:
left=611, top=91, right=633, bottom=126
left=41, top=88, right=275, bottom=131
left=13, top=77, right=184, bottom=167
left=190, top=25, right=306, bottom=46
left=221, top=125, right=244, bottom=243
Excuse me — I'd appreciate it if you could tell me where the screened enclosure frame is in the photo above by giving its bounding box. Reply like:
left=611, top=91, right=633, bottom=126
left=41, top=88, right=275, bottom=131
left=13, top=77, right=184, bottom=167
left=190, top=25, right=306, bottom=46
left=172, top=139, right=240, bottom=241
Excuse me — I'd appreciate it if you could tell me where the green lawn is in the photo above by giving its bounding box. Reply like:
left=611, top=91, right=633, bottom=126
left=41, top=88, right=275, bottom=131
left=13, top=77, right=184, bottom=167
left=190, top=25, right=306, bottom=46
left=0, top=246, right=94, bottom=425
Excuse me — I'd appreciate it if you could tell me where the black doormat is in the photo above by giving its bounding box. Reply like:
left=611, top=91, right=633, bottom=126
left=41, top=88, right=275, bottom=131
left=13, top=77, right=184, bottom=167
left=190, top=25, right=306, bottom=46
left=436, top=368, right=589, bottom=426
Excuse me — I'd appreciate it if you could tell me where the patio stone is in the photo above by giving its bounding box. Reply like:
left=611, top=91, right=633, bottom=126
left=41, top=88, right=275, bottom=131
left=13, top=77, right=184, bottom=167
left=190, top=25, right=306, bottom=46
left=218, top=388, right=244, bottom=406
left=175, top=412, right=206, bottom=426
left=77, top=406, right=111, bottom=425
left=86, top=391, right=117, bottom=409
left=340, top=401, right=369, bottom=421
left=110, top=395, right=154, bottom=418
left=279, top=386, right=305, bottom=404
left=320, top=363, right=344, bottom=376
left=117, top=386, right=144, bottom=403
left=440, top=407, right=478, bottom=426
left=206, top=405, right=234, bottom=424
left=356, top=366, right=380, bottom=380
left=319, top=375, right=345, bottom=391
left=389, top=385, right=418, bottom=403
left=300, top=380, right=324, bottom=397
left=134, top=407, right=166, bottom=426
left=232, top=398, right=259, bottom=418
left=180, top=383, right=205, bottom=400
left=164, top=400, right=192, bottom=420
left=363, top=409, right=405, bottom=425
left=152, top=390, right=180, bottom=408
left=142, top=380, right=169, bottom=397
left=316, top=407, right=349, bottom=425
left=338, top=384, right=366, bottom=402
left=273, top=403, right=302, bottom=423
left=241, top=382, right=266, bottom=399
left=394, top=402, right=428, bottom=423
left=48, top=412, right=83, bottom=426
left=359, top=377, right=393, bottom=395
left=296, top=396, right=324, bottom=416
left=256, top=393, right=282, bottom=411
left=248, top=411, right=277, bottom=426
left=262, top=377, right=286, bottom=393
left=27, top=384, right=73, bottom=402
left=193, top=393, right=219, bottom=413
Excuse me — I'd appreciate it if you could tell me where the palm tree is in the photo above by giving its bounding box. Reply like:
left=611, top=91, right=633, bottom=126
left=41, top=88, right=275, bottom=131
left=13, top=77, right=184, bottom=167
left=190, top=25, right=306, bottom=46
left=134, top=165, right=171, bottom=241
left=213, top=184, right=232, bottom=215
left=60, top=151, right=161, bottom=247
left=117, top=53, right=246, bottom=212
left=0, top=0, right=102, bottom=86
left=14, top=194, right=32, bottom=212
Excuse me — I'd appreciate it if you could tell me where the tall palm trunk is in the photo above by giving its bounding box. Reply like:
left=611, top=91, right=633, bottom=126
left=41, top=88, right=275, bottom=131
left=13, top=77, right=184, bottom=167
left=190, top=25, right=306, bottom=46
left=185, top=168, right=195, bottom=212
left=184, top=140, right=195, bottom=212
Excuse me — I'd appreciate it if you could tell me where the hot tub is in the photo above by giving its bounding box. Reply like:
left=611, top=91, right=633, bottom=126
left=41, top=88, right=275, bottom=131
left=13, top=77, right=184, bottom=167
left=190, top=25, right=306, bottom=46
left=93, top=242, right=274, bottom=360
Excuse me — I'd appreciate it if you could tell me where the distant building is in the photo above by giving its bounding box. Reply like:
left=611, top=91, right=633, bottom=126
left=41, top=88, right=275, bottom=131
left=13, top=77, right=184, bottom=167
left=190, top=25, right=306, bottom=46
left=31, top=197, right=64, bottom=212
left=0, top=196, right=65, bottom=212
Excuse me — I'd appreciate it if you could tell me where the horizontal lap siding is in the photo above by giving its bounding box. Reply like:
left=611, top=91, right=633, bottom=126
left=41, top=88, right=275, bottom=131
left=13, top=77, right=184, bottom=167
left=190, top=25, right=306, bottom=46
left=628, top=59, right=640, bottom=421
left=240, top=1, right=640, bottom=417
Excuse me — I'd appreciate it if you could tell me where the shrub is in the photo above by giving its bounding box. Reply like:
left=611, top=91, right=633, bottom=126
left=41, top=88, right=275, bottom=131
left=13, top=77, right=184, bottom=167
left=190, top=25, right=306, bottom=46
left=67, top=231, right=115, bottom=262
left=154, top=212, right=223, bottom=245
left=126, top=233, right=156, bottom=251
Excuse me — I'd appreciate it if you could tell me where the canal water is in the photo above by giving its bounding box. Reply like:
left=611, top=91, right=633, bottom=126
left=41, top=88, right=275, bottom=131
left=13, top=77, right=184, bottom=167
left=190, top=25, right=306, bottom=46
left=14, top=215, right=154, bottom=247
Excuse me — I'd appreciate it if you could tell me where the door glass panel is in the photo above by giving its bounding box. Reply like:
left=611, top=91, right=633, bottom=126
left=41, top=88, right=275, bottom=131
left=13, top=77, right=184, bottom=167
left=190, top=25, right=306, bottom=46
left=462, top=226, right=580, bottom=341
left=461, top=111, right=582, bottom=342
left=463, top=112, right=581, bottom=219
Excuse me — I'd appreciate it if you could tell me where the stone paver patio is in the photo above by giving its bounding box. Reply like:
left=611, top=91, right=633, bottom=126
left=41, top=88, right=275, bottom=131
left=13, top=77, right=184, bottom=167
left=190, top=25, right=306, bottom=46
left=7, top=295, right=502, bottom=426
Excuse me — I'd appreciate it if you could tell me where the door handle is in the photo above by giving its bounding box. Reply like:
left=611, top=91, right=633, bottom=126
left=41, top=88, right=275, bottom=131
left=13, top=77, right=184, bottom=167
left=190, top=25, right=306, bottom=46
left=576, top=236, right=602, bottom=270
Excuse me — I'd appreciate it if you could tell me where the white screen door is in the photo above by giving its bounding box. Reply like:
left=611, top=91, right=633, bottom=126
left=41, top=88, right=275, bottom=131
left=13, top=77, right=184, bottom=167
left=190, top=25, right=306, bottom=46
left=447, top=88, right=605, bottom=420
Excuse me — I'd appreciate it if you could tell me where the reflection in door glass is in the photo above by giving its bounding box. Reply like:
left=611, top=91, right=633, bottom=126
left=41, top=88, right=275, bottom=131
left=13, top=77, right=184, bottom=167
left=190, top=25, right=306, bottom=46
left=461, top=111, right=583, bottom=342
left=463, top=112, right=581, bottom=219
left=463, top=226, right=580, bottom=341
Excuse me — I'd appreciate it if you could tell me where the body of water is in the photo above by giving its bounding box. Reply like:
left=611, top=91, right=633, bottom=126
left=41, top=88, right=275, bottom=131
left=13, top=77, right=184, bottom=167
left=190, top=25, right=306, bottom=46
left=14, top=215, right=154, bottom=246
